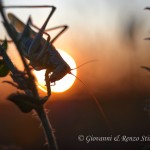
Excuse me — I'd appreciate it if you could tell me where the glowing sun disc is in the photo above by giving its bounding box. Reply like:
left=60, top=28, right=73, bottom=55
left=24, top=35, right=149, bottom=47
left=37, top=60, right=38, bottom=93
left=33, top=49, right=77, bottom=93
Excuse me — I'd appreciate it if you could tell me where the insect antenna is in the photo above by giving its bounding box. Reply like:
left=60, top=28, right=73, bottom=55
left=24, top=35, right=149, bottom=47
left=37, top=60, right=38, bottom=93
left=71, top=59, right=98, bottom=70
left=69, top=72, right=112, bottom=132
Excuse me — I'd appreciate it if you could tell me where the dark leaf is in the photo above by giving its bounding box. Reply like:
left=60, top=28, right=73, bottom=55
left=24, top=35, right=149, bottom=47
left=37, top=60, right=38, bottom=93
left=1, top=40, right=8, bottom=50
left=7, top=93, right=40, bottom=113
left=0, top=40, right=10, bottom=77
left=0, top=59, right=10, bottom=77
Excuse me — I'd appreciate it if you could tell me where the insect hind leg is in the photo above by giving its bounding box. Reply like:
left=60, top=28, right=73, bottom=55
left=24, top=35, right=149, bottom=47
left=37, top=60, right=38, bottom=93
left=29, top=5, right=56, bottom=40
left=27, top=6, right=56, bottom=60
left=18, top=16, right=32, bottom=41
left=27, top=16, right=51, bottom=61
left=45, top=25, right=68, bottom=44
left=45, top=69, right=51, bottom=97
left=27, top=16, right=51, bottom=40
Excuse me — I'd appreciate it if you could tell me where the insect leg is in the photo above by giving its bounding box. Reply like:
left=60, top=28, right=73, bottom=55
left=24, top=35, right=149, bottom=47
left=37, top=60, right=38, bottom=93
left=5, top=5, right=56, bottom=39
left=34, top=35, right=50, bottom=61
left=25, top=16, right=50, bottom=61
left=45, top=25, right=68, bottom=43
left=28, top=7, right=56, bottom=60
left=3, top=5, right=56, bottom=9
left=28, top=16, right=50, bottom=40
left=45, top=69, right=51, bottom=97
left=31, top=25, right=68, bottom=43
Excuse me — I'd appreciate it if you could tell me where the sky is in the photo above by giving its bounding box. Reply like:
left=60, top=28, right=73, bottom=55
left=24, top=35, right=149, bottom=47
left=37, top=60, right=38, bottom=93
left=0, top=0, right=150, bottom=150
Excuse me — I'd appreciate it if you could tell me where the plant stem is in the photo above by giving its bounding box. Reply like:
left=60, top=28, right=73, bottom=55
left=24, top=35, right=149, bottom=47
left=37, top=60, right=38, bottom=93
left=37, top=107, right=58, bottom=150
left=0, top=1, right=58, bottom=149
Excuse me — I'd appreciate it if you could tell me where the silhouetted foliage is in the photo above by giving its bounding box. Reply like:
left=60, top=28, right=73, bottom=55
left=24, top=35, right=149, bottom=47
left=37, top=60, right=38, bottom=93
left=0, top=1, right=58, bottom=150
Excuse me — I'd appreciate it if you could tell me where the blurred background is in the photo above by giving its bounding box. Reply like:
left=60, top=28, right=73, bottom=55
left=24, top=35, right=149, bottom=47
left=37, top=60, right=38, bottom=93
left=0, top=0, right=150, bottom=149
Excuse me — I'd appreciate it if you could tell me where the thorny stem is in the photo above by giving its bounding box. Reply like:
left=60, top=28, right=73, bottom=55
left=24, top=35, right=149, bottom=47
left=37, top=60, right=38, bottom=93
left=0, top=44, right=58, bottom=150
left=37, top=107, right=58, bottom=150
left=0, top=41, right=57, bottom=149
left=0, top=1, right=58, bottom=150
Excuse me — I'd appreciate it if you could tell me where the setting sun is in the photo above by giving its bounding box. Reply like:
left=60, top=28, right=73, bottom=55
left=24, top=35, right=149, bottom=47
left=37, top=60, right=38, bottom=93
left=33, top=49, right=77, bottom=93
